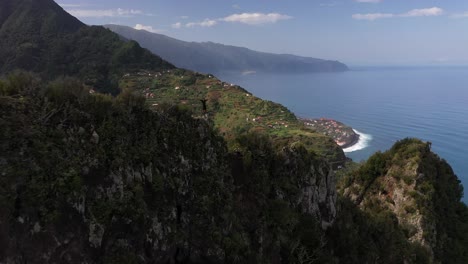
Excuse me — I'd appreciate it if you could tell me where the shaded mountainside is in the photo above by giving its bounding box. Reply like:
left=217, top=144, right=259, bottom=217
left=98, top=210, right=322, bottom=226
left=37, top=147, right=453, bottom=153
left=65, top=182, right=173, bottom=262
left=105, top=24, right=349, bottom=74
left=0, top=0, right=173, bottom=94
left=0, top=74, right=337, bottom=263
left=335, top=138, right=468, bottom=263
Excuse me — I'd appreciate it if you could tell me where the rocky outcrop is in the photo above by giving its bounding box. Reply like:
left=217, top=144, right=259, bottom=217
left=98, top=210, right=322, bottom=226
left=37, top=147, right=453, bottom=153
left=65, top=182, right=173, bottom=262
left=345, top=156, right=436, bottom=255
left=341, top=138, right=468, bottom=263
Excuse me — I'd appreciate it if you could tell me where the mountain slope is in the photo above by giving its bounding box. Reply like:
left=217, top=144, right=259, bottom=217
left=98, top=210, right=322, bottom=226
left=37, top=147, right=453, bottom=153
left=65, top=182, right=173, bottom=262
left=106, top=24, right=349, bottom=74
left=0, top=72, right=339, bottom=264
left=0, top=0, right=174, bottom=94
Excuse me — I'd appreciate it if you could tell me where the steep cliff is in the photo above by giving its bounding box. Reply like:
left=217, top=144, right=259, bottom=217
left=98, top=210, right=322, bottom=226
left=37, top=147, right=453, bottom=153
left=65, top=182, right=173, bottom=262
left=0, top=73, right=337, bottom=263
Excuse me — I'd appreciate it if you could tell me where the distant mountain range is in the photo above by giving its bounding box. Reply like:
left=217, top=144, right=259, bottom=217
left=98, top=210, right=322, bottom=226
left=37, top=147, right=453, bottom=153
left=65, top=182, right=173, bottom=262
left=105, top=24, right=348, bottom=74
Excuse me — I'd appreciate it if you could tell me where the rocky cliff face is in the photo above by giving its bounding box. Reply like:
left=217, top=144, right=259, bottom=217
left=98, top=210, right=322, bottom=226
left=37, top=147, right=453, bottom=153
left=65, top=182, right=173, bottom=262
left=0, top=74, right=337, bottom=263
left=340, top=138, right=468, bottom=263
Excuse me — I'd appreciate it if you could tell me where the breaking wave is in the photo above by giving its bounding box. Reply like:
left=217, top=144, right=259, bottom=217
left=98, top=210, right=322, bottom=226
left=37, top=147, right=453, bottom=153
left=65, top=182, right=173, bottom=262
left=343, top=129, right=372, bottom=153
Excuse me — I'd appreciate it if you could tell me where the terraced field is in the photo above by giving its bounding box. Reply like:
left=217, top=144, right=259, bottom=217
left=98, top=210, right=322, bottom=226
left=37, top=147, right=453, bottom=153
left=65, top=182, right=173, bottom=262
left=121, top=69, right=345, bottom=162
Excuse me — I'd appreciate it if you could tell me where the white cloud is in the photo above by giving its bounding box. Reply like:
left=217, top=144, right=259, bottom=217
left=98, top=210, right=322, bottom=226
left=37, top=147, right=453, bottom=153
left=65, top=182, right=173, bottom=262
left=355, top=0, right=382, bottom=3
left=67, top=8, right=143, bottom=18
left=451, top=12, right=468, bottom=18
left=352, top=7, right=444, bottom=21
left=222, top=13, right=292, bottom=25
left=401, top=7, right=444, bottom=17
left=173, top=12, right=292, bottom=29
left=352, top=13, right=393, bottom=20
left=186, top=19, right=218, bottom=28
left=172, top=22, right=183, bottom=29
left=134, top=24, right=163, bottom=33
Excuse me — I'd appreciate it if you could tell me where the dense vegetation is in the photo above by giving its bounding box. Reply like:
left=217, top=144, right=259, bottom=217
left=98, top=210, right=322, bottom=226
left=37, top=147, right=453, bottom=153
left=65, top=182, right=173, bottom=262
left=0, top=73, right=337, bottom=263
left=0, top=0, right=173, bottom=94
left=3, top=73, right=467, bottom=263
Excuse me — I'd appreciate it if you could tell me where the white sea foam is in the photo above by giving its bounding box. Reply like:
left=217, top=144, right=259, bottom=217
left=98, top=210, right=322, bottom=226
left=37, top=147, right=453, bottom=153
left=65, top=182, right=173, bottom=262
left=343, top=129, right=372, bottom=153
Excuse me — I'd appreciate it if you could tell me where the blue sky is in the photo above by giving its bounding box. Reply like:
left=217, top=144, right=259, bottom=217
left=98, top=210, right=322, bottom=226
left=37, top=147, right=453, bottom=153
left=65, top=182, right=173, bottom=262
left=57, top=0, right=468, bottom=66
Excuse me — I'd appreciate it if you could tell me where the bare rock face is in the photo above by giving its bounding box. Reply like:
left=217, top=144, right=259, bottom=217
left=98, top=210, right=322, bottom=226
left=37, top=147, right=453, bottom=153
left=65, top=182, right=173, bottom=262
left=280, top=147, right=337, bottom=229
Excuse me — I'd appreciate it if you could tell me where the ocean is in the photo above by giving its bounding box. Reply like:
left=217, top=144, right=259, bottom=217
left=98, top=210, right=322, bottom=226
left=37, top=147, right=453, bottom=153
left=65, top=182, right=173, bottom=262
left=218, top=66, right=468, bottom=202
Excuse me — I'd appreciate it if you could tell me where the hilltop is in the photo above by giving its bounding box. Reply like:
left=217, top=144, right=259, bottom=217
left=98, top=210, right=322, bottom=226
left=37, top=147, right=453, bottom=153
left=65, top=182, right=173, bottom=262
left=106, top=24, right=349, bottom=74
left=0, top=0, right=173, bottom=94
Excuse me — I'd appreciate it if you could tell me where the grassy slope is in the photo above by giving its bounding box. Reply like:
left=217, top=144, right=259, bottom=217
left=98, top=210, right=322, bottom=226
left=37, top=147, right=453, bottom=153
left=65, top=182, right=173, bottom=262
left=120, top=68, right=345, bottom=163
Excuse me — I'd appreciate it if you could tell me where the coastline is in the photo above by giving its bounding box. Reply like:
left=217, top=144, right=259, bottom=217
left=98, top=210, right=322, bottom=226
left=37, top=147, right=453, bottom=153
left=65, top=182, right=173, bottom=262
left=343, top=129, right=372, bottom=153
left=301, top=118, right=360, bottom=149
left=340, top=133, right=360, bottom=149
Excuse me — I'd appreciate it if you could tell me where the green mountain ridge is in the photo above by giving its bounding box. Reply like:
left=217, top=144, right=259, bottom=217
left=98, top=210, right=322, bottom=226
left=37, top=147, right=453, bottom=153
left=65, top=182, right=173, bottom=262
left=0, top=0, right=467, bottom=263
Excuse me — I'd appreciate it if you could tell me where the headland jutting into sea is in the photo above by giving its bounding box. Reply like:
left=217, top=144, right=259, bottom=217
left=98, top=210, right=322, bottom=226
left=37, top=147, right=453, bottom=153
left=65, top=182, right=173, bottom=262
left=301, top=118, right=360, bottom=149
